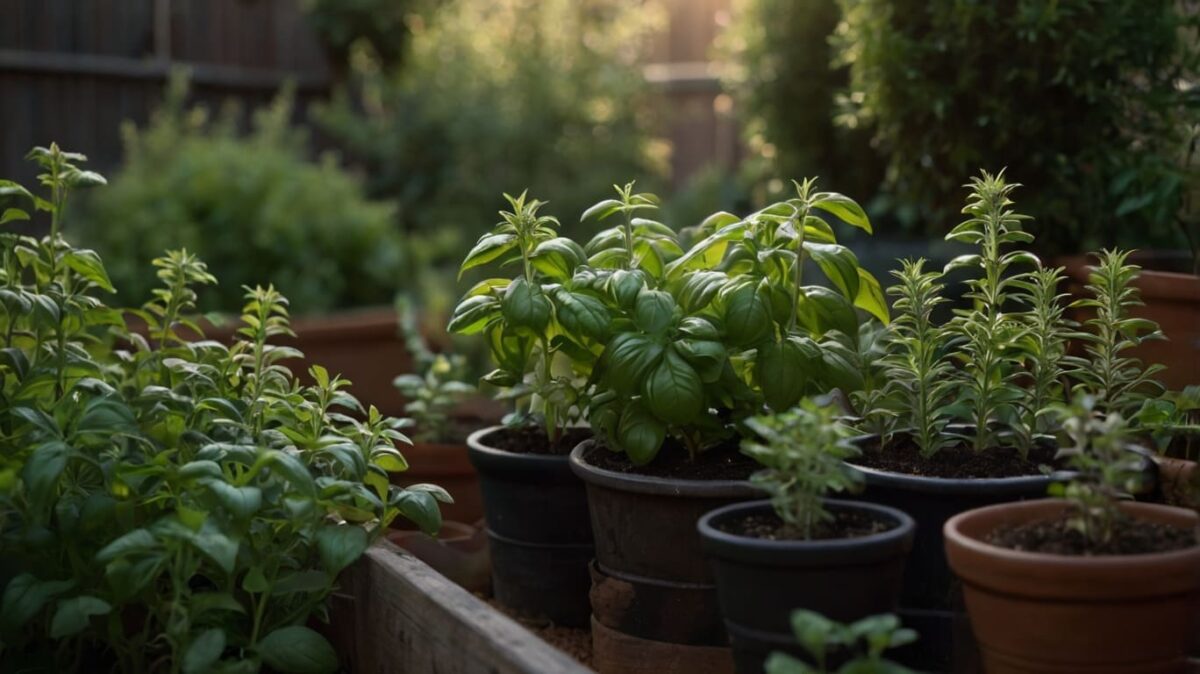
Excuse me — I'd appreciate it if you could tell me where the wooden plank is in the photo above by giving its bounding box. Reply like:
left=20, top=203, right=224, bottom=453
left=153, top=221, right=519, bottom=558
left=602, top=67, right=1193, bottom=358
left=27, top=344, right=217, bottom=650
left=329, top=541, right=594, bottom=674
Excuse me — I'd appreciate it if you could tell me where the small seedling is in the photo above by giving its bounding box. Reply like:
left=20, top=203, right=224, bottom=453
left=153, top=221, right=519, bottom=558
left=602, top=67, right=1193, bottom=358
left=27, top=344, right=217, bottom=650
left=765, top=610, right=917, bottom=674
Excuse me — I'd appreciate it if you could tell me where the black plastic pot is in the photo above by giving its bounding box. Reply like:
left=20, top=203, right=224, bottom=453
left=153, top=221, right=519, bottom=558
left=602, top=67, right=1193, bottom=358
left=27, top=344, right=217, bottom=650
left=467, top=426, right=593, bottom=627
left=569, top=440, right=760, bottom=667
left=698, top=499, right=915, bottom=674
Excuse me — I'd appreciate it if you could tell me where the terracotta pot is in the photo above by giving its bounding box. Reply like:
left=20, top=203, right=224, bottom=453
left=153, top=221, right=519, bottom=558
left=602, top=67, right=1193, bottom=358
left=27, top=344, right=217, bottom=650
left=468, top=426, right=594, bottom=627
left=386, top=520, right=491, bottom=593
left=590, top=616, right=735, bottom=674
left=697, top=499, right=914, bottom=674
left=1061, top=255, right=1200, bottom=391
left=945, top=498, right=1200, bottom=673
left=390, top=440, right=484, bottom=525
left=569, top=440, right=760, bottom=673
left=1159, top=456, right=1200, bottom=513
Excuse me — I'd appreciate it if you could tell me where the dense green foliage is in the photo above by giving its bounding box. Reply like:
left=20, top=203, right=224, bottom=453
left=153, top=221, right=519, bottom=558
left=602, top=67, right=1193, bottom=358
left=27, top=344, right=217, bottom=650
left=834, top=0, right=1198, bottom=253
left=79, top=77, right=404, bottom=315
left=317, top=0, right=666, bottom=244
left=0, top=148, right=447, bottom=672
left=741, top=400, right=863, bottom=539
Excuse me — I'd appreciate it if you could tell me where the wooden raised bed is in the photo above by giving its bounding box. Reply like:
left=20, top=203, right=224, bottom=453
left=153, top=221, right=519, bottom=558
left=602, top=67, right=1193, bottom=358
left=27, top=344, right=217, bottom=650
left=327, top=540, right=594, bottom=674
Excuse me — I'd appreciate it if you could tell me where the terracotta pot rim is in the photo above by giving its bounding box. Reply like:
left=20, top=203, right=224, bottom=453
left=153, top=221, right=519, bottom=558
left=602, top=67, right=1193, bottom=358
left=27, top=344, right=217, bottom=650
left=569, top=439, right=759, bottom=498
left=697, top=498, right=915, bottom=565
left=946, top=498, right=1200, bottom=566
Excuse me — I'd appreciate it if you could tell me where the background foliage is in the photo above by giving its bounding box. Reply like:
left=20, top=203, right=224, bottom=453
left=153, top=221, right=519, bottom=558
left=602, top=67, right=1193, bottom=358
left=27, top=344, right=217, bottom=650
left=78, top=76, right=405, bottom=315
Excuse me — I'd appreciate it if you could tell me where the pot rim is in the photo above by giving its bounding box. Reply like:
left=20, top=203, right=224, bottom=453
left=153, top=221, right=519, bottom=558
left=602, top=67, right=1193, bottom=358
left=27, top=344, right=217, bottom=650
left=697, top=498, right=915, bottom=565
left=944, top=498, right=1200, bottom=567
left=467, top=425, right=574, bottom=465
left=467, top=425, right=586, bottom=484
left=568, top=439, right=759, bottom=497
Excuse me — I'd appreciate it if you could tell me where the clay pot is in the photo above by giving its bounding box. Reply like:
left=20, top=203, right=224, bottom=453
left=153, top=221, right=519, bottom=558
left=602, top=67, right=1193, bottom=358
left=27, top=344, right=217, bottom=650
left=697, top=499, right=914, bottom=674
left=386, top=520, right=490, bottom=593
left=569, top=440, right=760, bottom=673
left=468, top=426, right=593, bottom=627
left=391, top=440, right=484, bottom=525
left=1159, top=456, right=1200, bottom=513
left=1061, top=255, right=1200, bottom=391
left=945, top=498, right=1200, bottom=673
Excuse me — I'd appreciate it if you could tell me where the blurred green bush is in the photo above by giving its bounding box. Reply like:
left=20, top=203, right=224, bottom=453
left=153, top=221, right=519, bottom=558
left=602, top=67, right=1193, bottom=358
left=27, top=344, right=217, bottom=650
left=315, top=0, right=669, bottom=246
left=77, top=75, right=405, bottom=315
left=833, top=0, right=1198, bottom=254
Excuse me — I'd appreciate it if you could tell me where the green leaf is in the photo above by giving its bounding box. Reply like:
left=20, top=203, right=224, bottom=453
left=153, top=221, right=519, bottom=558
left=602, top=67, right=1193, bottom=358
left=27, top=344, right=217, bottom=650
left=1, top=574, right=74, bottom=634
left=675, top=339, right=726, bottom=383
left=644, top=347, right=703, bottom=425
left=553, top=289, right=610, bottom=342
left=618, top=403, right=666, bottom=465
left=266, top=450, right=316, bottom=496
left=633, top=288, right=676, bottom=335
left=603, top=333, right=664, bottom=395
left=205, top=481, right=262, bottom=520
left=501, top=277, right=551, bottom=333
left=446, top=295, right=500, bottom=335
left=531, top=237, right=586, bottom=281
left=459, top=233, right=517, bottom=278
left=50, top=596, right=111, bottom=638
left=96, top=529, right=158, bottom=562
left=63, top=249, right=116, bottom=292
left=272, top=570, right=331, bottom=596
left=23, top=441, right=69, bottom=513
left=581, top=198, right=623, bottom=222
left=723, top=284, right=771, bottom=347
left=316, top=525, right=369, bottom=574
left=664, top=220, right=747, bottom=279
left=797, top=286, right=859, bottom=340
left=853, top=268, right=889, bottom=324
left=756, top=341, right=808, bottom=411
left=764, top=653, right=815, bottom=674
left=392, top=489, right=443, bottom=535
left=0, top=208, right=29, bottom=225
left=256, top=626, right=338, bottom=674
left=804, top=242, right=860, bottom=300
left=184, top=628, right=227, bottom=674
left=812, top=193, right=872, bottom=232
left=607, top=269, right=646, bottom=309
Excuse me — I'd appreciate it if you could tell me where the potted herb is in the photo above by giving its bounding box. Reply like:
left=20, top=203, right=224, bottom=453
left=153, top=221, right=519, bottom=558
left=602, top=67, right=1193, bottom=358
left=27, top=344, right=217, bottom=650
left=1138, top=386, right=1200, bottom=511
left=570, top=181, right=888, bottom=668
left=849, top=173, right=1159, bottom=667
left=697, top=401, right=914, bottom=674
left=765, top=611, right=918, bottom=674
left=944, top=395, right=1200, bottom=672
left=391, top=296, right=484, bottom=524
left=0, top=147, right=449, bottom=673
left=446, top=191, right=604, bottom=627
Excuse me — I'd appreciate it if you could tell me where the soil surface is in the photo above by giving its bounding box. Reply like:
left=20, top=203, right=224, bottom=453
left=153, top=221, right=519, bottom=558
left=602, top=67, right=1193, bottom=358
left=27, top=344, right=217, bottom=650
left=988, top=512, right=1198, bottom=556
left=483, top=426, right=593, bottom=456
left=853, top=433, right=1057, bottom=479
left=584, top=439, right=758, bottom=481
left=485, top=598, right=593, bottom=668
left=717, top=509, right=892, bottom=541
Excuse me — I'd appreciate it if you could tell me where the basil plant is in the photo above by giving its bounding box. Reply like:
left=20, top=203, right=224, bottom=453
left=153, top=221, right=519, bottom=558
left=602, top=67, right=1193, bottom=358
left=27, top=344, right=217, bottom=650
left=0, top=146, right=449, bottom=674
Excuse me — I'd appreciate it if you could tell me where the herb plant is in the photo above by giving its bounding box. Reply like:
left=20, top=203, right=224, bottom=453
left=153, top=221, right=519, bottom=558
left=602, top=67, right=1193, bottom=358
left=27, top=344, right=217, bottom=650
left=1013, top=265, right=1072, bottom=451
left=765, top=610, right=917, bottom=674
left=393, top=297, right=475, bottom=444
left=1137, top=386, right=1200, bottom=461
left=0, top=148, right=448, bottom=673
left=881, top=258, right=955, bottom=457
left=1049, top=395, right=1146, bottom=547
left=944, top=171, right=1038, bottom=454
left=448, top=192, right=607, bottom=443
left=1065, top=249, right=1165, bottom=418
left=741, top=400, right=864, bottom=538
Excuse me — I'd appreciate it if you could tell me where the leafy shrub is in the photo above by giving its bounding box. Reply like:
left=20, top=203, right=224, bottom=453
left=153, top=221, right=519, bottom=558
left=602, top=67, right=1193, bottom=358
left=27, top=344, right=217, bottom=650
left=79, top=75, right=405, bottom=315
left=316, top=0, right=668, bottom=243
left=0, top=147, right=447, bottom=672
left=833, top=0, right=1198, bottom=253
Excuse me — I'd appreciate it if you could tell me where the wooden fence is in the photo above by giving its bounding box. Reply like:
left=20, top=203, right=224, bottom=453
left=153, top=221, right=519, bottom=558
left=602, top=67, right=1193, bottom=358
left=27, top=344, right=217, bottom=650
left=0, top=0, right=734, bottom=190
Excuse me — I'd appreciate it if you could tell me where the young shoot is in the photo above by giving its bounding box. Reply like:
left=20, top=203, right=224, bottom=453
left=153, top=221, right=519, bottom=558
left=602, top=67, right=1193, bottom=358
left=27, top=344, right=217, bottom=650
left=883, top=258, right=956, bottom=457
left=1012, top=264, right=1071, bottom=453
left=765, top=610, right=917, bottom=674
left=741, top=400, right=864, bottom=538
left=1050, top=394, right=1145, bottom=547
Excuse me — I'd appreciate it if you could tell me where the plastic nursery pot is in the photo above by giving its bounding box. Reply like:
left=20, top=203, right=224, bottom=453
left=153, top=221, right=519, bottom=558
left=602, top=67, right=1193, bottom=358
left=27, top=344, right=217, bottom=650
left=390, top=440, right=484, bottom=525
left=569, top=440, right=760, bottom=674
left=945, top=498, right=1200, bottom=673
left=697, top=499, right=915, bottom=674
left=467, top=426, right=594, bottom=627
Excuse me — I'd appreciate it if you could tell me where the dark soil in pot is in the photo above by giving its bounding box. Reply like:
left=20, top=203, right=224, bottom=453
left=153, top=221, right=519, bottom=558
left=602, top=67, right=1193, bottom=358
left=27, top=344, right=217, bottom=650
left=945, top=499, right=1200, bottom=673
left=698, top=499, right=915, bottom=674
left=468, top=425, right=595, bottom=627
left=570, top=439, right=760, bottom=673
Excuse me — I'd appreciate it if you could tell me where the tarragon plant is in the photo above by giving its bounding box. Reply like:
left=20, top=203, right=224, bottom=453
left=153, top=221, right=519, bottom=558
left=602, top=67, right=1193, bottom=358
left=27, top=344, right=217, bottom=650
left=0, top=148, right=448, bottom=673
left=741, top=400, right=864, bottom=539
left=765, top=610, right=917, bottom=674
